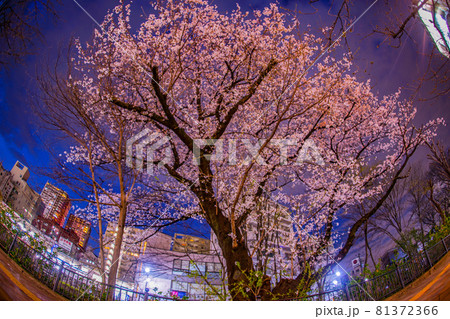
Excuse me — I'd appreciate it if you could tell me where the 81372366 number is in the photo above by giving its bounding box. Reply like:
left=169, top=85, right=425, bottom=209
left=376, top=306, right=438, bottom=316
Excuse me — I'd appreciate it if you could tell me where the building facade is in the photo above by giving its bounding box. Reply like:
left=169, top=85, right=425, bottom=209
left=0, top=162, right=14, bottom=203
left=244, top=199, right=295, bottom=280
left=1, top=161, right=43, bottom=221
left=172, top=233, right=211, bottom=253
left=103, top=223, right=225, bottom=299
left=136, top=244, right=225, bottom=300
left=103, top=224, right=151, bottom=287
left=65, top=214, right=91, bottom=249
left=40, top=182, right=71, bottom=227
left=31, top=215, right=80, bottom=254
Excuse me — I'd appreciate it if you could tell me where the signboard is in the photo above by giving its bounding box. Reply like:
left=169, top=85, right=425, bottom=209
left=351, top=258, right=360, bottom=268
left=58, top=236, right=73, bottom=252
left=170, top=290, right=187, bottom=299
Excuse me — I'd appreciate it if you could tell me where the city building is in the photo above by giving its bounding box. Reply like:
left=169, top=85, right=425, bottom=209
left=172, top=233, right=210, bottom=253
left=40, top=182, right=71, bottom=227
left=31, top=215, right=80, bottom=255
left=0, top=162, right=15, bottom=203
left=65, top=214, right=91, bottom=249
left=136, top=231, right=225, bottom=300
left=103, top=224, right=152, bottom=287
left=1, top=161, right=43, bottom=221
left=103, top=223, right=225, bottom=299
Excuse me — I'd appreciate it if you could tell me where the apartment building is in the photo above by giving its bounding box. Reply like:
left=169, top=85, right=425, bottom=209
left=1, top=161, right=43, bottom=221
left=40, top=182, right=71, bottom=227
left=65, top=214, right=91, bottom=249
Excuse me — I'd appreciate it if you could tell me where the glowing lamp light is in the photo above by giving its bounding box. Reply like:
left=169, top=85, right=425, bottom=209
left=333, top=280, right=338, bottom=285
left=336, top=271, right=341, bottom=277
left=145, top=267, right=150, bottom=273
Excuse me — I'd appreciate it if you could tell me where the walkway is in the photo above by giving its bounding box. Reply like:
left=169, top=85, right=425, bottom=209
left=386, top=252, right=450, bottom=301
left=0, top=248, right=66, bottom=301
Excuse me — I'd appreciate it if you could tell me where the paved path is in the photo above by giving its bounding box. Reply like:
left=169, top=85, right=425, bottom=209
left=0, top=249, right=65, bottom=301
left=386, top=251, right=450, bottom=301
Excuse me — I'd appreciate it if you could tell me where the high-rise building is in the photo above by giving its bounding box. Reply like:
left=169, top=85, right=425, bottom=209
left=244, top=199, right=295, bottom=280
left=40, top=182, right=71, bottom=227
left=65, top=214, right=91, bottom=249
left=0, top=162, right=14, bottom=203
left=103, top=224, right=150, bottom=285
left=2, top=161, right=43, bottom=221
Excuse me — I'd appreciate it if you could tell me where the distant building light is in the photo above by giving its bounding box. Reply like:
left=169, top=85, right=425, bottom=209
left=333, top=280, right=338, bottom=285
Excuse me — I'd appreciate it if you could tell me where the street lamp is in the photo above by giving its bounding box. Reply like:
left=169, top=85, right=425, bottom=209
left=143, top=265, right=151, bottom=293
left=336, top=271, right=341, bottom=277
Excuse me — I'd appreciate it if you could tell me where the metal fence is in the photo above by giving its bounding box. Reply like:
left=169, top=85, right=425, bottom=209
left=0, top=222, right=172, bottom=301
left=285, top=234, right=450, bottom=301
left=0, top=220, right=448, bottom=301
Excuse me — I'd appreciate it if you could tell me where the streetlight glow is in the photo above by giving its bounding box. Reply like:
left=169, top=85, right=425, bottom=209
left=336, top=271, right=341, bottom=277
left=145, top=267, right=150, bottom=273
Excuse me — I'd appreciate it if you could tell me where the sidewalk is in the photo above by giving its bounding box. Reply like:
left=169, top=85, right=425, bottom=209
left=0, top=248, right=66, bottom=301
left=386, top=251, right=450, bottom=301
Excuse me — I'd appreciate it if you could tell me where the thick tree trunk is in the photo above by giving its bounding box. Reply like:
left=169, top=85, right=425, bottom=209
left=206, top=204, right=256, bottom=299
left=199, top=173, right=314, bottom=300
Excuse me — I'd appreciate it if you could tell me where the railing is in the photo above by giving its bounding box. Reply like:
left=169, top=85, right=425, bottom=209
left=285, top=234, right=450, bottom=301
left=0, top=222, right=172, bottom=301
left=1, top=219, right=448, bottom=301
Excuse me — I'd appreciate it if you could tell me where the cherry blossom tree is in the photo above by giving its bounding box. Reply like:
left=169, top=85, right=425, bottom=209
left=47, top=0, right=442, bottom=300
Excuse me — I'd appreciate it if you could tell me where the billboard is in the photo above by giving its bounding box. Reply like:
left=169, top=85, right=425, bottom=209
left=58, top=236, right=73, bottom=252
